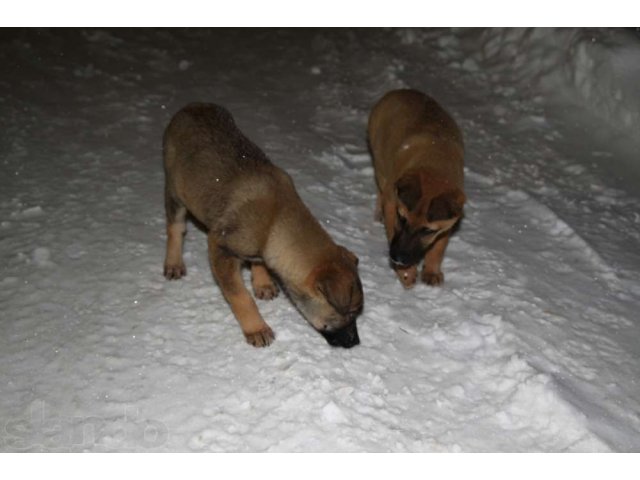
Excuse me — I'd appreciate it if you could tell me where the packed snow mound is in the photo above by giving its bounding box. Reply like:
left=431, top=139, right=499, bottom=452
left=423, top=28, right=640, bottom=135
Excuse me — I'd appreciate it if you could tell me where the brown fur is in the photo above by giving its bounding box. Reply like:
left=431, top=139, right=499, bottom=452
left=368, top=89, right=466, bottom=289
left=163, top=103, right=363, bottom=348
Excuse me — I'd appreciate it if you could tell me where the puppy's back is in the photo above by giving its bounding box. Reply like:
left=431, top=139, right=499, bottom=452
left=164, top=103, right=270, bottom=173
left=163, top=103, right=275, bottom=226
left=368, top=89, right=464, bottom=189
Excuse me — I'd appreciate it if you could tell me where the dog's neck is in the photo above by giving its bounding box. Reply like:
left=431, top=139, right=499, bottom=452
left=262, top=202, right=336, bottom=286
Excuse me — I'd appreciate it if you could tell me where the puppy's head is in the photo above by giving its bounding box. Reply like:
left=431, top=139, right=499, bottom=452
left=290, top=246, right=363, bottom=348
left=389, top=172, right=465, bottom=268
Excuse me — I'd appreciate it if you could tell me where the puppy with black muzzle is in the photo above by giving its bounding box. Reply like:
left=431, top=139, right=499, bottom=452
left=163, top=103, right=363, bottom=348
left=368, top=89, right=466, bottom=288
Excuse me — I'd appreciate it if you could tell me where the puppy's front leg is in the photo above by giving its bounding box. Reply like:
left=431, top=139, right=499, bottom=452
left=163, top=187, right=187, bottom=280
left=381, top=196, right=397, bottom=243
left=208, top=235, right=275, bottom=347
left=421, top=231, right=450, bottom=286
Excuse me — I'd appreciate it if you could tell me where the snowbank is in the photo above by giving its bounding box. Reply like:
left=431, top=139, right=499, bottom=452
left=429, top=28, right=640, bottom=135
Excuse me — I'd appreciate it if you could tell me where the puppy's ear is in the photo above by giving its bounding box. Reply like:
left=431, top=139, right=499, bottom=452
left=338, top=245, right=359, bottom=267
left=395, top=174, right=422, bottom=211
left=316, top=268, right=354, bottom=315
left=428, top=188, right=466, bottom=222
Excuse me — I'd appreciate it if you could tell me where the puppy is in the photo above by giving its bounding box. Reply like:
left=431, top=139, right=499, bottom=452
left=163, top=103, right=363, bottom=348
left=368, top=89, right=465, bottom=289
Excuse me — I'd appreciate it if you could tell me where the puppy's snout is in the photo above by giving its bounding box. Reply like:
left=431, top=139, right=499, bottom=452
left=389, top=232, right=422, bottom=267
left=390, top=250, right=412, bottom=267
left=320, top=322, right=360, bottom=348
left=389, top=240, right=413, bottom=267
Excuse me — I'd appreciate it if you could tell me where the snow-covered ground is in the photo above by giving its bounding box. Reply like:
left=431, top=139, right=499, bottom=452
left=1, top=28, right=640, bottom=452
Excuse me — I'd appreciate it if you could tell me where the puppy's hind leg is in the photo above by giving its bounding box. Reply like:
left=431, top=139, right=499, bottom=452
left=251, top=263, right=279, bottom=300
left=163, top=186, right=187, bottom=280
left=208, top=235, right=275, bottom=347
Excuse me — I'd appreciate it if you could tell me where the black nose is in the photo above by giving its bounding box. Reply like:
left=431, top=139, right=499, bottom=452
left=389, top=250, right=412, bottom=267
left=389, top=244, right=414, bottom=267
left=321, top=323, right=360, bottom=348
left=389, top=233, right=422, bottom=267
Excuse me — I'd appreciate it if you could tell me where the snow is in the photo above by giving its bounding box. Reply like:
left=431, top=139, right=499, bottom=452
left=1, top=28, right=640, bottom=452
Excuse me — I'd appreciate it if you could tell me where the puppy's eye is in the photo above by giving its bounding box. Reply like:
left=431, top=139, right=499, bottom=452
left=396, top=211, right=407, bottom=226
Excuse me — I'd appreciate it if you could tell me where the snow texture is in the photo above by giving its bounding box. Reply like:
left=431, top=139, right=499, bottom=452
left=1, top=28, right=640, bottom=452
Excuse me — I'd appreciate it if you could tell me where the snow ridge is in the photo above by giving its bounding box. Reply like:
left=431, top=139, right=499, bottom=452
left=406, top=28, right=640, bottom=135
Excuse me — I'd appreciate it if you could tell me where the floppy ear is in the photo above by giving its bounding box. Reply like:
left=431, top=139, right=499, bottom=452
left=338, top=245, right=359, bottom=267
left=316, top=269, right=354, bottom=316
left=395, top=174, right=422, bottom=211
left=428, top=188, right=466, bottom=222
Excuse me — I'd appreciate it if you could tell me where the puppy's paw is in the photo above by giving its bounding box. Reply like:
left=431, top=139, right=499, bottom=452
left=395, top=265, right=418, bottom=289
left=252, top=282, right=279, bottom=301
left=245, top=326, right=275, bottom=348
left=164, top=262, right=186, bottom=280
left=422, top=269, right=444, bottom=286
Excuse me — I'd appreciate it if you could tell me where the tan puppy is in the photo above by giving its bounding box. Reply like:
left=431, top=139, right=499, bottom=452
left=368, top=89, right=465, bottom=289
left=163, top=103, right=363, bottom=348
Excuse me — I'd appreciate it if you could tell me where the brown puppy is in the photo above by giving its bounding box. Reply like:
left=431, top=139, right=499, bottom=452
left=162, top=103, right=363, bottom=348
left=368, top=89, right=465, bottom=289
